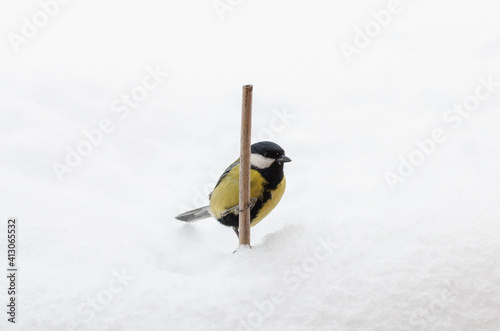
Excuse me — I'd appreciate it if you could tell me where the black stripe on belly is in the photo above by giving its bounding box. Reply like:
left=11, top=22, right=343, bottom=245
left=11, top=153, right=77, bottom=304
left=217, top=184, right=272, bottom=228
left=216, top=162, right=284, bottom=228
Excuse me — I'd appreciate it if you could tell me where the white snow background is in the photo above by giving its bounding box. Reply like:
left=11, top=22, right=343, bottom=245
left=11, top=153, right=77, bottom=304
left=1, top=0, right=500, bottom=330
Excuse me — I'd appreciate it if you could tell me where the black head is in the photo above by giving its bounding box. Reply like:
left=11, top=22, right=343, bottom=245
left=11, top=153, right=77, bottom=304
left=250, top=141, right=292, bottom=169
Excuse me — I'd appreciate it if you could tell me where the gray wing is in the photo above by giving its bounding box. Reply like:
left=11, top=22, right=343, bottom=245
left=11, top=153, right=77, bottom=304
left=209, top=158, right=240, bottom=199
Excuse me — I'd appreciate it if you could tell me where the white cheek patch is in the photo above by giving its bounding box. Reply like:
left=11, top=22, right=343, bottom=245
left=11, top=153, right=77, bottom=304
left=250, top=153, right=275, bottom=169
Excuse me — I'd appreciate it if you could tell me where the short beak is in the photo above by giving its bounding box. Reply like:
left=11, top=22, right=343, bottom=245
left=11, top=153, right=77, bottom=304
left=277, top=155, right=292, bottom=163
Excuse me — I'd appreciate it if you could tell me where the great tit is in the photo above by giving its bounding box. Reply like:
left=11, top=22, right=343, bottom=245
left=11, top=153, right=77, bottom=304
left=175, top=141, right=291, bottom=237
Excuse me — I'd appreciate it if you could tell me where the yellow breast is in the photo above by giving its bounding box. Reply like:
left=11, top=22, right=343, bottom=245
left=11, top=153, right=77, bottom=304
left=209, top=163, right=286, bottom=226
left=250, top=176, right=286, bottom=227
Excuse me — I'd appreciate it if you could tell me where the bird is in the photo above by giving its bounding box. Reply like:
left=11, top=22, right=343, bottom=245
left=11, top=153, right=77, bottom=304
left=175, top=141, right=291, bottom=237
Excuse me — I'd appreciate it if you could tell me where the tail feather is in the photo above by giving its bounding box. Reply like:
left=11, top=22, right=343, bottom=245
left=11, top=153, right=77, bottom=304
left=175, top=206, right=212, bottom=222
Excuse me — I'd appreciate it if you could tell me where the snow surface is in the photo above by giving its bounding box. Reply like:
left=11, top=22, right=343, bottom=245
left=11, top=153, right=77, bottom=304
left=1, top=0, right=500, bottom=330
